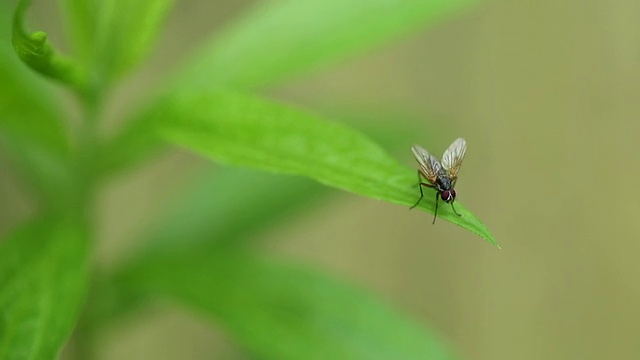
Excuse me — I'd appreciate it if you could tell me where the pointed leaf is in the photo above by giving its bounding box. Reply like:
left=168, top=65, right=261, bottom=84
left=142, top=167, right=330, bottom=252
left=119, top=251, right=457, bottom=360
left=0, top=216, right=89, bottom=359
left=0, top=54, right=67, bottom=153
left=75, top=0, right=174, bottom=81
left=100, top=0, right=478, bottom=177
left=57, top=0, right=96, bottom=66
left=79, top=168, right=330, bottom=348
left=176, top=0, right=479, bottom=90
left=155, top=92, right=497, bottom=246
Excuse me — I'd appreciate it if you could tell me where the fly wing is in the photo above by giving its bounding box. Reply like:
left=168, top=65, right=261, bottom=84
left=411, top=144, right=441, bottom=183
left=441, top=138, right=466, bottom=181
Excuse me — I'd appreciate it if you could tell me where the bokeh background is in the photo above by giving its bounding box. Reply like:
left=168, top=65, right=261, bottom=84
left=3, top=1, right=640, bottom=359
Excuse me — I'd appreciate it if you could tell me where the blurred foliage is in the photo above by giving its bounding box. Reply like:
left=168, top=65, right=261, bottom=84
left=58, top=0, right=174, bottom=83
left=0, top=215, right=88, bottom=359
left=0, top=0, right=491, bottom=359
left=12, top=0, right=85, bottom=88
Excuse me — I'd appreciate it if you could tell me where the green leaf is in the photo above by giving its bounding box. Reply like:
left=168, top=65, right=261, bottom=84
left=156, top=92, right=497, bottom=246
left=95, top=104, right=166, bottom=177
left=61, top=0, right=174, bottom=81
left=12, top=0, right=85, bottom=87
left=54, top=0, right=174, bottom=84
left=1, top=3, right=67, bottom=153
left=0, top=216, right=89, bottom=359
left=140, top=167, right=330, bottom=252
left=0, top=59, right=67, bottom=154
left=77, top=167, right=330, bottom=353
left=57, top=0, right=96, bottom=66
left=175, top=0, right=479, bottom=90
left=0, top=136, right=72, bottom=209
left=100, top=0, right=477, bottom=177
left=118, top=250, right=456, bottom=360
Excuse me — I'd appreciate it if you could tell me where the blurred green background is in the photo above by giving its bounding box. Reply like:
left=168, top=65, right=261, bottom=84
left=2, top=0, right=640, bottom=359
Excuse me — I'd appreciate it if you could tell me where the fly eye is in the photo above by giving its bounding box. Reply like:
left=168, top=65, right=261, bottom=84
left=441, top=190, right=456, bottom=203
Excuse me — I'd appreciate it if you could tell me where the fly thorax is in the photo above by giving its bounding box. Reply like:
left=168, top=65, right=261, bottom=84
left=435, top=175, right=452, bottom=192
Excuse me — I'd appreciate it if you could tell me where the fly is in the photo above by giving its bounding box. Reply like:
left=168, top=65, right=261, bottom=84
left=410, top=138, right=467, bottom=224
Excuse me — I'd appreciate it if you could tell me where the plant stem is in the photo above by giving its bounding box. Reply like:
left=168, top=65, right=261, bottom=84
left=67, top=83, right=105, bottom=360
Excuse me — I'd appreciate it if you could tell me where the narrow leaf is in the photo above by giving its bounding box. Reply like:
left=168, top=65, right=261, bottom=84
left=0, top=61, right=67, bottom=154
left=176, top=0, right=479, bottom=90
left=0, top=216, right=89, bottom=359
left=57, top=0, right=96, bottom=66
left=118, top=250, right=456, bottom=360
left=141, top=167, right=330, bottom=252
left=100, top=0, right=478, bottom=177
left=79, top=168, right=330, bottom=349
left=156, top=92, right=497, bottom=246
left=12, top=0, right=85, bottom=87
left=91, top=0, right=174, bottom=80
left=95, top=105, right=166, bottom=177
left=0, top=136, right=72, bottom=209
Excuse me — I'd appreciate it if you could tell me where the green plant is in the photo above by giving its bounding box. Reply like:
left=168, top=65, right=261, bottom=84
left=0, top=0, right=495, bottom=359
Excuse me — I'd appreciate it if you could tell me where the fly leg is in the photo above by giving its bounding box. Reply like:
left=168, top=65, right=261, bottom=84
left=450, top=179, right=462, bottom=217
left=450, top=202, right=462, bottom=217
left=432, top=192, right=440, bottom=224
left=410, top=170, right=434, bottom=209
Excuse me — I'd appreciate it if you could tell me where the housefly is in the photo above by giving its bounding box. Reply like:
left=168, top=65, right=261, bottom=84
left=410, top=138, right=467, bottom=224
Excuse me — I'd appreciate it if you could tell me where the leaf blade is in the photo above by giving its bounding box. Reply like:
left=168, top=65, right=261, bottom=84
left=142, top=167, right=331, bottom=252
left=0, top=216, right=89, bottom=359
left=156, top=92, right=497, bottom=246
left=78, top=168, right=331, bottom=352
left=100, top=0, right=479, bottom=177
left=57, top=0, right=96, bottom=66
left=119, top=250, right=457, bottom=360
left=92, top=0, right=174, bottom=80
left=175, top=0, right=479, bottom=90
